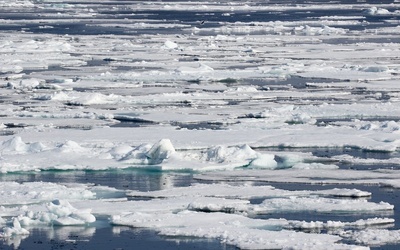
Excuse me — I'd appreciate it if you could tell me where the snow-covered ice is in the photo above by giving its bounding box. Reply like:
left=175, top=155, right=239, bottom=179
left=1, top=0, right=400, bottom=249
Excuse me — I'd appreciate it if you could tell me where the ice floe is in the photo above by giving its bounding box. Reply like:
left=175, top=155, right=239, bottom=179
left=1, top=0, right=400, bottom=249
left=111, top=211, right=360, bottom=250
left=346, top=229, right=400, bottom=246
left=17, top=199, right=96, bottom=226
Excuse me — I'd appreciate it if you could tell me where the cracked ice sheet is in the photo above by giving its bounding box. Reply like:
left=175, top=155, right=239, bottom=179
left=0, top=181, right=124, bottom=203
left=124, top=184, right=392, bottom=215
left=346, top=229, right=400, bottom=246
left=195, top=168, right=400, bottom=186
left=127, top=183, right=372, bottom=199
left=111, top=211, right=362, bottom=250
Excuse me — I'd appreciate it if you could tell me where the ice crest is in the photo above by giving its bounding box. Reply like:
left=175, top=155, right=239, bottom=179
left=363, top=7, right=391, bottom=15
left=163, top=40, right=178, bottom=49
left=0, top=137, right=28, bottom=153
left=0, top=218, right=29, bottom=238
left=16, top=200, right=96, bottom=227
left=145, top=139, right=176, bottom=164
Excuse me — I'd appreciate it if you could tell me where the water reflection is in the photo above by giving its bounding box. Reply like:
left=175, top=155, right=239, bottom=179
left=0, top=169, right=194, bottom=192
left=0, top=234, right=28, bottom=250
left=0, top=225, right=234, bottom=250
left=42, top=226, right=96, bottom=242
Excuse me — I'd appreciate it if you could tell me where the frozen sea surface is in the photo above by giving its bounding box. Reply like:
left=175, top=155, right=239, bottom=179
left=1, top=0, right=400, bottom=249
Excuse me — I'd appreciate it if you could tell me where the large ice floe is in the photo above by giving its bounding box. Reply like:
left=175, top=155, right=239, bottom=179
left=1, top=0, right=400, bottom=249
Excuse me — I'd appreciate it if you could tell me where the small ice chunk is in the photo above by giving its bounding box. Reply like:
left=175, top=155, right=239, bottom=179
left=163, top=40, right=178, bottom=49
left=0, top=137, right=28, bottom=153
left=318, top=188, right=371, bottom=198
left=286, top=217, right=394, bottom=230
left=361, top=65, right=389, bottom=73
left=56, top=140, right=87, bottom=153
left=289, top=113, right=316, bottom=124
left=108, top=144, right=134, bottom=160
left=276, top=154, right=303, bottom=168
left=252, top=197, right=394, bottom=214
left=175, top=63, right=214, bottom=75
left=363, top=7, right=390, bottom=15
left=0, top=218, right=29, bottom=238
left=248, top=154, right=278, bottom=169
left=380, top=179, right=400, bottom=188
left=146, top=139, right=176, bottom=164
left=47, top=200, right=96, bottom=226
left=291, top=163, right=339, bottom=170
left=204, top=144, right=257, bottom=163
left=349, top=229, right=400, bottom=245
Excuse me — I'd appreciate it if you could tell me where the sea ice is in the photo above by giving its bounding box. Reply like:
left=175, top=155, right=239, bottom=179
left=0, top=182, right=95, bottom=206
left=127, top=183, right=372, bottom=199
left=111, top=210, right=367, bottom=250
left=0, top=219, right=29, bottom=238
left=1, top=0, right=400, bottom=249
left=347, top=229, right=400, bottom=246
left=16, top=200, right=96, bottom=226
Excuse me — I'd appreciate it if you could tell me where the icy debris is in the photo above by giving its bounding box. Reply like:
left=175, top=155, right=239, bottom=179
left=0, top=218, right=29, bottom=238
left=294, top=25, right=348, bottom=36
left=318, top=188, right=371, bottom=198
left=175, top=63, right=214, bottom=75
left=56, top=140, right=88, bottom=153
left=121, top=140, right=278, bottom=171
left=275, top=154, right=304, bottom=168
left=66, top=93, right=121, bottom=106
left=204, top=144, right=256, bottom=163
left=361, top=65, right=389, bottom=73
left=0, top=0, right=34, bottom=8
left=248, top=154, right=278, bottom=169
left=7, top=78, right=44, bottom=90
left=380, top=179, right=400, bottom=188
left=0, top=137, right=46, bottom=154
left=287, top=217, right=394, bottom=230
left=358, top=121, right=400, bottom=132
left=292, top=162, right=339, bottom=169
left=17, top=200, right=96, bottom=226
left=0, top=136, right=387, bottom=172
left=163, top=40, right=178, bottom=49
left=251, top=197, right=393, bottom=214
left=46, top=200, right=96, bottom=226
left=0, top=65, right=23, bottom=74
left=0, top=182, right=95, bottom=205
left=34, top=91, right=123, bottom=105
left=363, top=7, right=391, bottom=15
left=348, top=229, right=400, bottom=246
left=288, top=113, right=317, bottom=125
left=0, top=137, right=87, bottom=155
left=34, top=91, right=70, bottom=101
left=0, top=137, right=28, bottom=153
left=145, top=138, right=176, bottom=164
left=108, top=144, right=134, bottom=160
